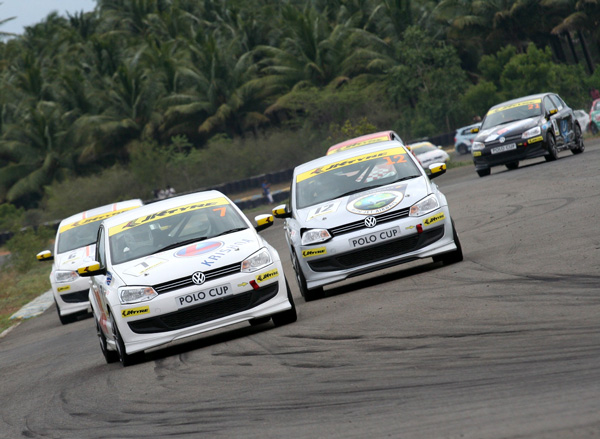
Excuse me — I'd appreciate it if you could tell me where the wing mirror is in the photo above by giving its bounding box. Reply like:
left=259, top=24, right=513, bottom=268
left=429, top=163, right=447, bottom=179
left=272, top=204, right=291, bottom=219
left=77, top=261, right=107, bottom=277
left=36, top=250, right=54, bottom=261
left=255, top=214, right=274, bottom=232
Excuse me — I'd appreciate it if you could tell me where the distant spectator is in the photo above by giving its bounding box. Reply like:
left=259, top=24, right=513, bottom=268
left=262, top=179, right=274, bottom=203
left=589, top=88, right=600, bottom=100
left=166, top=185, right=176, bottom=198
left=472, top=115, right=482, bottom=123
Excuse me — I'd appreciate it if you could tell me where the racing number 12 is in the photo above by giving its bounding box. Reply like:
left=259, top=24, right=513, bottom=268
left=383, top=155, right=407, bottom=165
left=213, top=207, right=227, bottom=217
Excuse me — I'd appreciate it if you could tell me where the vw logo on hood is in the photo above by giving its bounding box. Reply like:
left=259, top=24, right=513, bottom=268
left=191, top=271, right=206, bottom=285
left=499, top=136, right=506, bottom=143
left=364, top=216, right=377, bottom=228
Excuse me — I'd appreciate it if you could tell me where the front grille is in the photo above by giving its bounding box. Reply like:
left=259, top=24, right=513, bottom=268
left=328, top=207, right=410, bottom=236
left=153, top=262, right=241, bottom=295
left=61, top=289, right=89, bottom=303
left=127, top=283, right=279, bottom=334
left=308, top=225, right=445, bottom=272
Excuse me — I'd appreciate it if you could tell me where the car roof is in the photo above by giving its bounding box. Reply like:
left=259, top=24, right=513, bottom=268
left=296, top=140, right=409, bottom=175
left=101, top=190, right=231, bottom=229
left=407, top=141, right=435, bottom=149
left=326, top=130, right=402, bottom=155
left=58, top=199, right=144, bottom=228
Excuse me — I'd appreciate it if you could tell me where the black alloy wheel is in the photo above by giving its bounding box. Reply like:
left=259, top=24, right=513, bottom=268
left=545, top=134, right=558, bottom=161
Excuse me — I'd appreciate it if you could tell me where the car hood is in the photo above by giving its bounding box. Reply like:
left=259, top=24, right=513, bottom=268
left=297, top=178, right=430, bottom=227
left=415, top=150, right=448, bottom=163
left=55, top=245, right=96, bottom=270
left=476, top=117, right=540, bottom=142
left=112, top=230, right=262, bottom=285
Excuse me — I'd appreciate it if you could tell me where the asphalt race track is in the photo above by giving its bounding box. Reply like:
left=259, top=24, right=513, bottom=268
left=1, top=140, right=599, bottom=439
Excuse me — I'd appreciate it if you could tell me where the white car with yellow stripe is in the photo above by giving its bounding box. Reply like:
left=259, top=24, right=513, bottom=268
left=273, top=141, right=463, bottom=301
left=78, top=191, right=296, bottom=366
left=36, top=200, right=143, bottom=324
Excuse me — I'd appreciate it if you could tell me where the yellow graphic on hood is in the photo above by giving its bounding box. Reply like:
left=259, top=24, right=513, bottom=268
left=59, top=206, right=140, bottom=234
left=297, top=146, right=408, bottom=183
left=109, top=197, right=229, bottom=236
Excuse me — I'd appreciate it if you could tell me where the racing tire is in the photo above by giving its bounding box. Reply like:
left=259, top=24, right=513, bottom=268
left=457, top=144, right=469, bottom=155
left=292, top=252, right=322, bottom=302
left=96, top=319, right=119, bottom=363
left=433, top=220, right=463, bottom=265
left=55, top=299, right=77, bottom=325
left=110, top=313, right=144, bottom=367
left=476, top=168, right=490, bottom=177
left=571, top=124, right=585, bottom=155
left=545, top=134, right=558, bottom=161
left=505, top=162, right=519, bottom=170
left=271, top=279, right=297, bottom=327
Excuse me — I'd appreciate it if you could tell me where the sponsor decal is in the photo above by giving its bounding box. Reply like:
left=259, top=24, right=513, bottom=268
left=57, top=285, right=71, bottom=293
left=198, top=239, right=253, bottom=268
left=405, top=225, right=416, bottom=230
left=106, top=271, right=112, bottom=286
left=423, top=212, right=445, bottom=227
left=174, top=241, right=223, bottom=258
left=551, top=119, right=559, bottom=136
left=528, top=136, right=543, bottom=143
left=238, top=282, right=248, bottom=287
left=487, top=98, right=541, bottom=115
left=306, top=201, right=341, bottom=221
left=255, top=268, right=279, bottom=283
left=302, top=247, right=327, bottom=258
left=296, top=147, right=408, bottom=182
left=473, top=151, right=482, bottom=157
left=347, top=191, right=403, bottom=215
left=59, top=206, right=139, bottom=234
left=109, top=197, right=229, bottom=236
left=121, top=306, right=150, bottom=318
left=123, top=257, right=168, bottom=277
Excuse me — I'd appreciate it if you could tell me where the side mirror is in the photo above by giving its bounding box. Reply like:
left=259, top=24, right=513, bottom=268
left=470, top=127, right=479, bottom=133
left=77, top=261, right=106, bottom=277
left=254, top=214, right=274, bottom=232
left=272, top=204, right=291, bottom=219
left=36, top=250, right=54, bottom=261
left=548, top=108, right=558, bottom=116
left=429, top=163, right=447, bottom=179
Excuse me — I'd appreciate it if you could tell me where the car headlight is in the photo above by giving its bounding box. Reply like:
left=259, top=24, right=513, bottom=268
left=55, top=270, right=79, bottom=283
left=471, top=141, right=484, bottom=151
left=241, top=248, right=272, bottom=273
left=119, top=286, right=158, bottom=304
left=409, top=194, right=440, bottom=217
left=522, top=126, right=541, bottom=138
left=301, top=229, right=332, bottom=246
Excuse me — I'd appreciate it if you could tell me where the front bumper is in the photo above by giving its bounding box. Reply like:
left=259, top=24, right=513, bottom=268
left=296, top=206, right=457, bottom=290
left=472, top=136, right=547, bottom=170
left=113, top=261, right=292, bottom=354
left=52, top=277, right=91, bottom=316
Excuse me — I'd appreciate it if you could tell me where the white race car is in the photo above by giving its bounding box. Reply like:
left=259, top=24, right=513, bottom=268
left=36, top=200, right=143, bottom=324
left=78, top=191, right=296, bottom=366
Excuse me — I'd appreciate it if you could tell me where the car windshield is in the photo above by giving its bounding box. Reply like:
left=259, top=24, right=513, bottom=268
left=295, top=148, right=421, bottom=209
left=57, top=222, right=100, bottom=253
left=109, top=201, right=248, bottom=264
left=411, top=144, right=438, bottom=154
left=482, top=99, right=542, bottom=130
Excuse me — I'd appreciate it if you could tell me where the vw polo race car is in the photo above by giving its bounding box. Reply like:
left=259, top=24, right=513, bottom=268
left=273, top=141, right=463, bottom=301
left=407, top=141, right=450, bottom=170
left=78, top=191, right=296, bottom=366
left=471, top=93, right=585, bottom=177
left=36, top=199, right=143, bottom=324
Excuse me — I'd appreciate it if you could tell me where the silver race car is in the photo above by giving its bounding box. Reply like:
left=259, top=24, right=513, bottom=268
left=273, top=141, right=463, bottom=301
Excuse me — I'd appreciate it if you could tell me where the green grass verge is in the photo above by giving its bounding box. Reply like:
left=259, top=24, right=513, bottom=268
left=0, top=263, right=51, bottom=334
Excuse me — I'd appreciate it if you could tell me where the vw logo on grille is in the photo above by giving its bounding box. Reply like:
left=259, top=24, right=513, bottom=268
left=191, top=271, right=206, bottom=285
left=499, top=136, right=506, bottom=143
left=364, top=216, right=377, bottom=228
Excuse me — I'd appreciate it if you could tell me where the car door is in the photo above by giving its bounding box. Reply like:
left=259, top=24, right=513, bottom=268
left=550, top=94, right=573, bottom=144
